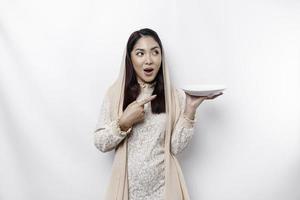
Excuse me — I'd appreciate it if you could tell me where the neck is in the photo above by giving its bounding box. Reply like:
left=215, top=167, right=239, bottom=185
left=137, top=78, right=156, bottom=89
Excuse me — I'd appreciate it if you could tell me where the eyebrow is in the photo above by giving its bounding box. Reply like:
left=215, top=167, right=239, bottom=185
left=135, top=46, right=160, bottom=51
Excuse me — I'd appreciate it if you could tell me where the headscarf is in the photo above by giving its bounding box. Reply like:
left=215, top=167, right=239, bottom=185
left=96, top=43, right=191, bottom=200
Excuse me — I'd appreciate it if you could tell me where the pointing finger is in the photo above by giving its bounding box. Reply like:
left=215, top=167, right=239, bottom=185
left=137, top=94, right=157, bottom=106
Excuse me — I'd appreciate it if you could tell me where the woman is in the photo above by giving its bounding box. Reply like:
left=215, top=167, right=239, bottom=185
left=94, top=28, right=222, bottom=200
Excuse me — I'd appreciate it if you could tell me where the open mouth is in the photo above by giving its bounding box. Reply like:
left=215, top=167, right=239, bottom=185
left=143, top=68, right=154, bottom=76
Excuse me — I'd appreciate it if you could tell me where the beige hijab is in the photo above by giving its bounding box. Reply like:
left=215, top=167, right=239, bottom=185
left=97, top=44, right=191, bottom=200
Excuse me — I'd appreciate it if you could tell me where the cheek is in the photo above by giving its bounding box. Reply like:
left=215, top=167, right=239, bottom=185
left=131, top=57, right=143, bottom=71
left=154, top=56, right=162, bottom=66
left=133, top=64, right=145, bottom=78
left=154, top=58, right=162, bottom=71
left=133, top=65, right=142, bottom=76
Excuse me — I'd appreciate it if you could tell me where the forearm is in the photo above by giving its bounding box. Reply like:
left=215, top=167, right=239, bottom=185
left=183, top=104, right=197, bottom=120
left=94, top=120, right=131, bottom=153
left=171, top=115, right=196, bottom=155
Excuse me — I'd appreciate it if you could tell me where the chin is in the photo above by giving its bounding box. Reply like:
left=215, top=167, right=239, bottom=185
left=143, top=76, right=156, bottom=83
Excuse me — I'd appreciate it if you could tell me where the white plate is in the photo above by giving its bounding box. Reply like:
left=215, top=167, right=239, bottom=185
left=181, top=84, right=226, bottom=97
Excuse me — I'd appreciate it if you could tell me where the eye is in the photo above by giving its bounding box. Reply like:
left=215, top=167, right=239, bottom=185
left=153, top=50, right=160, bottom=55
left=136, top=52, right=144, bottom=56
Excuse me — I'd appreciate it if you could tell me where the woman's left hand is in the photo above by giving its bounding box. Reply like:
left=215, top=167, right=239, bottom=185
left=184, top=92, right=223, bottom=120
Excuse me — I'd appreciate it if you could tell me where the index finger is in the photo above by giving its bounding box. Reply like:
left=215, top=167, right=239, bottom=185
left=137, top=94, right=157, bottom=106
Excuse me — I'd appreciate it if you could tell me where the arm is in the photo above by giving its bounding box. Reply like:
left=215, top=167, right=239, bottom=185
left=94, top=93, right=156, bottom=153
left=94, top=94, right=132, bottom=153
left=171, top=89, right=197, bottom=155
left=171, top=89, right=223, bottom=155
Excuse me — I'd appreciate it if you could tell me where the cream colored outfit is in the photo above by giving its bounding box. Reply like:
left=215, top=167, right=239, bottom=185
left=94, top=81, right=196, bottom=200
left=94, top=46, right=194, bottom=200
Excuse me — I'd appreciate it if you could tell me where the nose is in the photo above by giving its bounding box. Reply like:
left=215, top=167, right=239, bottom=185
left=145, top=53, right=152, bottom=65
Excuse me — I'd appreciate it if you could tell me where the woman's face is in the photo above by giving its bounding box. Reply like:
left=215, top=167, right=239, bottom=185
left=130, top=36, right=162, bottom=84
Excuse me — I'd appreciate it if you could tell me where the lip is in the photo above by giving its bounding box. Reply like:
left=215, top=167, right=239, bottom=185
left=143, top=67, right=154, bottom=76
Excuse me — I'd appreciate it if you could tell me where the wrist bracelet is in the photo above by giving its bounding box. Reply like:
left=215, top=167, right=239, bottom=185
left=116, top=118, right=132, bottom=136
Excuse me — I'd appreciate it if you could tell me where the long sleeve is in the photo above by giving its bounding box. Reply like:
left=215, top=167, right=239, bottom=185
left=171, top=89, right=197, bottom=155
left=93, top=94, right=131, bottom=153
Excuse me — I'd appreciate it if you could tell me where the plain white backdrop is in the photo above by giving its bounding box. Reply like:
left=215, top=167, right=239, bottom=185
left=0, top=0, right=299, bottom=199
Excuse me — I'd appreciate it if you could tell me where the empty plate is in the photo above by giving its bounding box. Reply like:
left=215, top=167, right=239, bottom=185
left=182, top=84, right=226, bottom=97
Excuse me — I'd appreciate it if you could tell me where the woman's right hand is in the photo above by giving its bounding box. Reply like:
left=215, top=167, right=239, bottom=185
left=119, top=94, right=157, bottom=131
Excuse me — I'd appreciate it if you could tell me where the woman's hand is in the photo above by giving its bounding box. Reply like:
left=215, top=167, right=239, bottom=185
left=184, top=92, right=223, bottom=120
left=119, top=94, right=157, bottom=131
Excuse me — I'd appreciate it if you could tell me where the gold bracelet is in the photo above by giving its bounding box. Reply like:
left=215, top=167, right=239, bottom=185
left=116, top=118, right=132, bottom=136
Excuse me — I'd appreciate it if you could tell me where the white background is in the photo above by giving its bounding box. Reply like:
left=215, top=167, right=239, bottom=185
left=0, top=0, right=299, bottom=199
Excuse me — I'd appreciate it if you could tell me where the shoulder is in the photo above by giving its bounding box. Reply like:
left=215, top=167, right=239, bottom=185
left=101, top=84, right=115, bottom=108
left=174, top=87, right=186, bottom=108
left=103, top=82, right=117, bottom=101
left=175, top=87, right=185, bottom=100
